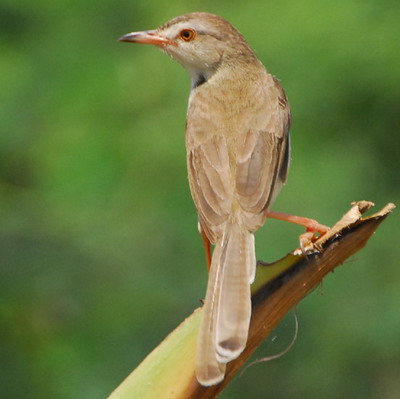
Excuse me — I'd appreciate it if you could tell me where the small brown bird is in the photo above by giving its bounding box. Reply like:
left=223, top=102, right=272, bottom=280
left=120, top=12, right=291, bottom=386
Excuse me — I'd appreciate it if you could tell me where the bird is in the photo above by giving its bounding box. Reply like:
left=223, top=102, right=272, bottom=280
left=119, top=12, right=291, bottom=386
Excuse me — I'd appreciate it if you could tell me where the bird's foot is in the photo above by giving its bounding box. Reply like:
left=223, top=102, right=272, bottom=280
left=266, top=211, right=330, bottom=254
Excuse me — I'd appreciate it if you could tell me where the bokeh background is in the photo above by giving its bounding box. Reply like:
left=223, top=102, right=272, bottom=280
left=1, top=0, right=399, bottom=398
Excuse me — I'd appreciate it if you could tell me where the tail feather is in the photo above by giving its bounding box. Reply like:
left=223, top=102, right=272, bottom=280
left=196, top=222, right=255, bottom=384
left=247, top=232, right=256, bottom=284
left=215, top=223, right=253, bottom=362
left=195, top=242, right=226, bottom=386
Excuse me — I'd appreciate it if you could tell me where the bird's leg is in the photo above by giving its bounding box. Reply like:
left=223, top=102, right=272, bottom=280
left=200, top=226, right=212, bottom=270
left=266, top=211, right=330, bottom=251
left=267, top=211, right=329, bottom=234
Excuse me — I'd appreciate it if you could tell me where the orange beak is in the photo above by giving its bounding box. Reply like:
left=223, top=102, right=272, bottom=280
left=118, top=30, right=175, bottom=47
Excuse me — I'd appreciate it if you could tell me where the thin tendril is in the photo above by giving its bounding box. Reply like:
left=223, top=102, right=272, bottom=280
left=239, top=307, right=299, bottom=378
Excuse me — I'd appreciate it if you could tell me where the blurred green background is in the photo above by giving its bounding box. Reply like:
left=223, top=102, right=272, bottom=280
left=1, top=0, right=399, bottom=398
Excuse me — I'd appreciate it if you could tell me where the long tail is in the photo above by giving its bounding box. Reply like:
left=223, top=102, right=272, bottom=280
left=195, top=222, right=256, bottom=386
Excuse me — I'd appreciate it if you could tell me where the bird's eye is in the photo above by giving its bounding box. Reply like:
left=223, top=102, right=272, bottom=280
left=179, top=29, right=196, bottom=42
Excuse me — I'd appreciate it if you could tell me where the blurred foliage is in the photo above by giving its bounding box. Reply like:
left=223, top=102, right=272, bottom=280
left=0, top=0, right=399, bottom=398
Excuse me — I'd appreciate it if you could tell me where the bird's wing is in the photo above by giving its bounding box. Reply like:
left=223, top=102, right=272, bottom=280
left=235, top=75, right=291, bottom=223
left=187, top=134, right=233, bottom=243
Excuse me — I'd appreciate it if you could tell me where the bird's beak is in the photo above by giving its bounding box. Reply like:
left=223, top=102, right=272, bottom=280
left=118, top=30, right=175, bottom=47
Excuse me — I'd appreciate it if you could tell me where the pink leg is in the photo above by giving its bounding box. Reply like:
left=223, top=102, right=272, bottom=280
left=266, top=211, right=329, bottom=235
left=267, top=211, right=330, bottom=251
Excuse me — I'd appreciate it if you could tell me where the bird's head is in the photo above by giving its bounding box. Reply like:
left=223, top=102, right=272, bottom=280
left=119, top=12, right=256, bottom=87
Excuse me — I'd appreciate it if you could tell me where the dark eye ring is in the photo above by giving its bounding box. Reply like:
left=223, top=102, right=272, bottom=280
left=179, top=29, right=196, bottom=41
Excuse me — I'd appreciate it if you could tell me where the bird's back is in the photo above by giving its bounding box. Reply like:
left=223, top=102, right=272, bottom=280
left=186, top=64, right=291, bottom=242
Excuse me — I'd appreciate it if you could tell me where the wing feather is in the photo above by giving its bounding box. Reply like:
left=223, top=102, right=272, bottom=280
left=188, top=135, right=233, bottom=242
left=235, top=75, right=291, bottom=223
